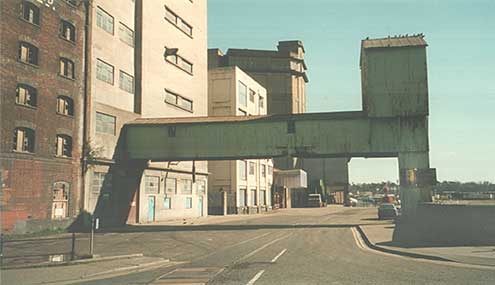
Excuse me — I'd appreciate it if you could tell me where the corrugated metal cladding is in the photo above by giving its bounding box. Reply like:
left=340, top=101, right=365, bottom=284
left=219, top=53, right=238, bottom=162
left=362, top=35, right=427, bottom=49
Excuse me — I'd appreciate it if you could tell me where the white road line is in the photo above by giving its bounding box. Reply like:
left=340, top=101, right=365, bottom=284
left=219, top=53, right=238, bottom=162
left=271, top=249, right=287, bottom=263
left=239, top=233, right=293, bottom=261
left=246, top=270, right=265, bottom=285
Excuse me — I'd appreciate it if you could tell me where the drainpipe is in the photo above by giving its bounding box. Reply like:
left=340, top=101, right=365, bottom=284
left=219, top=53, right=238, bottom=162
left=80, top=0, right=92, bottom=216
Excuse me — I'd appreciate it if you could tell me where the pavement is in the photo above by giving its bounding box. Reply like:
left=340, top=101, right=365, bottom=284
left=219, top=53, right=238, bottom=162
left=1, top=206, right=495, bottom=285
left=359, top=222, right=495, bottom=267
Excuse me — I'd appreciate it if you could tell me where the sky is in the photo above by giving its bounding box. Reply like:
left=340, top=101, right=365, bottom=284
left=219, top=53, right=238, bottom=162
left=207, top=0, right=495, bottom=183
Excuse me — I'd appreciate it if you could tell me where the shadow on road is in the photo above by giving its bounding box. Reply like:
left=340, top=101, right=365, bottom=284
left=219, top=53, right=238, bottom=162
left=99, top=223, right=382, bottom=234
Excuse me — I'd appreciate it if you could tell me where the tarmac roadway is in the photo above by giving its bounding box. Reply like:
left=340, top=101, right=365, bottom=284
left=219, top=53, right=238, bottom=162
left=4, top=207, right=494, bottom=284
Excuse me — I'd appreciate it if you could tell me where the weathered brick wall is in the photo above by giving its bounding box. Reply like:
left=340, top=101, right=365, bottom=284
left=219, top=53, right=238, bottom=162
left=0, top=0, right=85, bottom=233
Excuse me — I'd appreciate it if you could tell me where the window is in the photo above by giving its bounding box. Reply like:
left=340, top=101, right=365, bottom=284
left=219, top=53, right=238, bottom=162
left=239, top=188, right=247, bottom=207
left=251, top=189, right=257, bottom=206
left=164, top=197, right=172, bottom=209
left=145, top=176, right=159, bottom=194
left=165, top=178, right=176, bottom=194
left=197, top=180, right=206, bottom=195
left=260, top=190, right=266, bottom=206
left=186, top=197, right=192, bottom=209
left=165, top=51, right=193, bottom=74
left=96, top=59, right=113, bottom=84
left=18, top=42, right=38, bottom=65
left=60, top=20, right=75, bottom=42
left=96, top=112, right=116, bottom=135
left=96, top=7, right=114, bottom=34
left=164, top=6, right=193, bottom=37
left=59, top=58, right=75, bottom=79
left=56, top=135, right=72, bottom=157
left=119, top=70, right=134, bottom=93
left=92, top=172, right=112, bottom=193
left=56, top=96, right=74, bottom=116
left=239, top=160, right=247, bottom=180
left=165, top=89, right=193, bottom=112
left=16, top=84, right=37, bottom=107
left=261, top=164, right=266, bottom=178
left=268, top=166, right=273, bottom=176
left=181, top=179, right=192, bottom=195
left=119, top=22, right=134, bottom=46
left=238, top=81, right=247, bottom=107
left=13, top=128, right=35, bottom=153
left=249, top=162, right=256, bottom=175
left=249, top=89, right=256, bottom=103
left=259, top=96, right=264, bottom=109
left=178, top=97, right=193, bottom=111
left=52, top=182, right=69, bottom=219
left=21, top=2, right=40, bottom=25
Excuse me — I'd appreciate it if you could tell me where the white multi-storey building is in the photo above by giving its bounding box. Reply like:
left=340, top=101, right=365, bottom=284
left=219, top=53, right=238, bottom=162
left=85, top=0, right=208, bottom=225
left=208, top=66, right=273, bottom=215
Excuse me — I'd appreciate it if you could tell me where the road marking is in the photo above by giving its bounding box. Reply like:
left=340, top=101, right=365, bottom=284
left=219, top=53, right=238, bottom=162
left=350, top=227, right=365, bottom=249
left=350, top=227, right=495, bottom=271
left=271, top=249, right=287, bottom=263
left=246, top=270, right=265, bottom=285
left=239, top=233, right=293, bottom=261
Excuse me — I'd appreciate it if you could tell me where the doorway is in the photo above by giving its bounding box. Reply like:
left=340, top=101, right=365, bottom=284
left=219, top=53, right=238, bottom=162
left=147, top=196, right=155, bottom=222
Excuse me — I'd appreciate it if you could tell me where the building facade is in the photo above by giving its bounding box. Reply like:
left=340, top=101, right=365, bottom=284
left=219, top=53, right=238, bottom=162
left=0, top=0, right=85, bottom=233
left=208, top=41, right=349, bottom=206
left=208, top=66, right=273, bottom=215
left=85, top=0, right=208, bottom=225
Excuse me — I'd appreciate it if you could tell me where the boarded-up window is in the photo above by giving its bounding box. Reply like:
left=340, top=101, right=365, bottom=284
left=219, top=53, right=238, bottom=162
left=145, top=176, right=159, bottom=194
left=165, top=178, right=176, bottom=194
left=181, top=179, right=192, bottom=195
left=96, top=112, right=116, bottom=135
left=52, top=182, right=69, bottom=219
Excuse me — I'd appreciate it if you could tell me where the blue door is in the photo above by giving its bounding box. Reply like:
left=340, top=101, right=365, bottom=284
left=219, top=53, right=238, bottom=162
left=148, top=196, right=155, bottom=222
left=198, top=196, right=203, bottom=217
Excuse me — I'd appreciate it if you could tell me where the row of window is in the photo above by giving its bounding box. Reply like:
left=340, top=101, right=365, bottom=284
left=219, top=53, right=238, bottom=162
left=144, top=176, right=206, bottom=196
left=96, top=59, right=134, bottom=93
left=238, top=161, right=273, bottom=181
left=238, top=81, right=265, bottom=111
left=239, top=189, right=268, bottom=207
left=16, top=84, right=74, bottom=115
left=163, top=197, right=194, bottom=210
left=21, top=1, right=77, bottom=43
left=96, top=6, right=134, bottom=47
left=19, top=42, right=75, bottom=79
left=13, top=128, right=72, bottom=157
left=164, top=6, right=193, bottom=37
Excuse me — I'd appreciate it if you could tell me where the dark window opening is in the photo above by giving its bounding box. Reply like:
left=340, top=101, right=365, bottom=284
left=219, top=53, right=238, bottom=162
left=16, top=84, right=37, bottom=107
left=13, top=127, right=35, bottom=153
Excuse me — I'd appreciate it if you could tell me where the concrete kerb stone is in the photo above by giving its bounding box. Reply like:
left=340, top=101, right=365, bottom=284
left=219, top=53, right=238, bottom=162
left=2, top=253, right=146, bottom=270
left=355, top=225, right=455, bottom=263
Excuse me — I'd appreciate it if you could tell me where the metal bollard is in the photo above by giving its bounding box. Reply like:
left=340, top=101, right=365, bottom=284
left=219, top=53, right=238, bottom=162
left=70, top=232, right=76, bottom=261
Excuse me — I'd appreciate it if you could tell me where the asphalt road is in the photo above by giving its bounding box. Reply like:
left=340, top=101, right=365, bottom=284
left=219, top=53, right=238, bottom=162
left=79, top=207, right=495, bottom=284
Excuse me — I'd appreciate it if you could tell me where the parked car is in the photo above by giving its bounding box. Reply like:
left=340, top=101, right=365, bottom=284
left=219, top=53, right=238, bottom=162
left=378, top=203, right=398, bottom=219
left=307, top=194, right=323, bottom=207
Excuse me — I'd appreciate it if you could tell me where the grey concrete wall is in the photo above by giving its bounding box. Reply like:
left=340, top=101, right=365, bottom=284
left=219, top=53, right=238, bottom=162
left=395, top=204, right=495, bottom=246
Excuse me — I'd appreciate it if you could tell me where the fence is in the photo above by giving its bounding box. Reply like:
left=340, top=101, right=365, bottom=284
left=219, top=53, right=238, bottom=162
left=0, top=233, right=88, bottom=267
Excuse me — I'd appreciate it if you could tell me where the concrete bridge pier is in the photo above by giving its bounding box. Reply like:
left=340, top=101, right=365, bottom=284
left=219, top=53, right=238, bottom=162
left=398, top=152, right=437, bottom=217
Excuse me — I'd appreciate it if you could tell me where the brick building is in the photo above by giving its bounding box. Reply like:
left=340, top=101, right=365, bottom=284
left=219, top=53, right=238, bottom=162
left=0, top=0, right=86, bottom=233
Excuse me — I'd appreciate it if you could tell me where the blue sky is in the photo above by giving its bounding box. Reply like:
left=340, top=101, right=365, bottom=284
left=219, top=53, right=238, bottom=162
left=207, top=0, right=495, bottom=183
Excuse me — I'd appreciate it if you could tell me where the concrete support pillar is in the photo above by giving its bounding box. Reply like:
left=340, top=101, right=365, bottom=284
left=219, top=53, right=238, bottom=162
left=398, top=152, right=436, bottom=218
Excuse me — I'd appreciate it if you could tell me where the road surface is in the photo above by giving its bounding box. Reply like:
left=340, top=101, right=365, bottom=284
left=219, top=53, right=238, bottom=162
left=74, top=207, right=494, bottom=284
